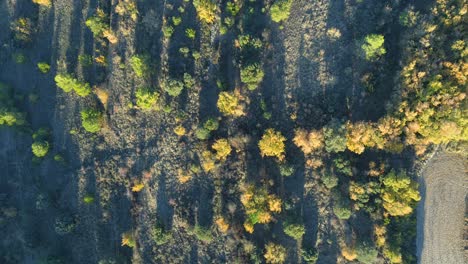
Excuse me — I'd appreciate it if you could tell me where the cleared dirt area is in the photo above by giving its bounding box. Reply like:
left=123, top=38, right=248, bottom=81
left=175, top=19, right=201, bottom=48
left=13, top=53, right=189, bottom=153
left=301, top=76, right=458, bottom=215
left=417, top=151, right=467, bottom=264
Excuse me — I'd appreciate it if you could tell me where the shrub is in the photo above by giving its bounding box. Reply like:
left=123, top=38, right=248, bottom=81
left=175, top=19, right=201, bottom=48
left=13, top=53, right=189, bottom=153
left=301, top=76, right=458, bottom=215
left=193, top=225, right=213, bottom=243
left=186, top=28, right=196, bottom=39
left=270, top=0, right=293, bottom=23
left=135, top=87, right=158, bottom=110
left=54, top=73, right=91, bottom=96
left=212, top=139, right=232, bottom=160
left=80, top=109, right=103, bottom=133
left=259, top=128, right=286, bottom=160
left=11, top=17, right=33, bottom=43
left=195, top=127, right=210, bottom=140
left=203, top=118, right=219, bottom=131
left=322, top=174, right=338, bottom=189
left=83, top=194, right=95, bottom=204
left=240, top=63, right=264, bottom=90
left=121, top=232, right=136, bottom=247
left=37, top=62, right=50, bottom=74
left=283, top=222, right=305, bottom=240
left=264, top=243, right=287, bottom=264
left=217, top=91, right=245, bottom=116
left=54, top=214, right=77, bottom=235
left=32, top=0, right=51, bottom=7
left=356, top=240, right=378, bottom=264
left=129, top=55, right=150, bottom=78
left=163, top=79, right=184, bottom=97
left=333, top=202, right=352, bottom=220
left=32, top=140, right=49, bottom=157
left=361, top=34, right=386, bottom=61
left=193, top=0, right=217, bottom=24
left=151, top=225, right=172, bottom=245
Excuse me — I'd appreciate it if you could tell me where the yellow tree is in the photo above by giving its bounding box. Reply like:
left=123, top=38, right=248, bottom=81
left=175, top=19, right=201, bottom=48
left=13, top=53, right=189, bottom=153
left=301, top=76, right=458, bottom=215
left=259, top=128, right=286, bottom=160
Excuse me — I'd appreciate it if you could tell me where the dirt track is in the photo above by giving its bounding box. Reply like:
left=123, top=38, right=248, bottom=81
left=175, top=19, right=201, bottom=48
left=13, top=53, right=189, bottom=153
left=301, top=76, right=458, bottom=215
left=417, top=151, right=467, bottom=264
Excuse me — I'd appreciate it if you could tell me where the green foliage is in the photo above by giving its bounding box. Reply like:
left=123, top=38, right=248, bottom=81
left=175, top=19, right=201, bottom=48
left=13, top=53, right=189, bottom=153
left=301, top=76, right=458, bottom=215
left=381, top=170, right=420, bottom=216
left=240, top=63, right=264, bottom=90
left=195, top=127, right=210, bottom=140
left=163, top=79, right=184, bottom=97
left=179, top=47, right=190, bottom=56
left=163, top=25, right=174, bottom=38
left=78, top=54, right=93, bottom=67
left=151, top=224, right=172, bottom=245
left=264, top=243, right=287, bottom=264
left=183, top=73, right=195, bottom=88
left=203, top=118, right=219, bottom=131
left=226, top=1, right=240, bottom=16
left=0, top=83, right=26, bottom=127
left=135, top=87, right=159, bottom=110
left=279, top=163, right=295, bottom=177
left=270, top=0, right=293, bottom=23
left=11, top=17, right=33, bottom=43
left=323, top=119, right=347, bottom=153
left=32, top=140, right=49, bottom=157
left=302, top=248, right=318, bottom=264
left=333, top=199, right=352, bottom=220
left=193, top=0, right=217, bottom=24
left=54, top=73, right=91, bottom=96
left=37, top=62, right=50, bottom=74
left=283, top=222, right=305, bottom=240
left=80, top=109, right=103, bottom=133
left=186, top=28, right=196, bottom=39
left=83, top=194, right=95, bottom=204
left=356, top=240, right=378, bottom=264
left=193, top=225, right=213, bottom=243
left=361, top=34, right=386, bottom=61
left=172, top=16, right=182, bottom=26
left=399, top=9, right=419, bottom=27
left=13, top=53, right=27, bottom=64
left=129, top=55, right=150, bottom=78
left=321, top=173, right=338, bottom=189
left=85, top=9, right=110, bottom=38
left=258, top=128, right=286, bottom=160
left=333, top=158, right=352, bottom=176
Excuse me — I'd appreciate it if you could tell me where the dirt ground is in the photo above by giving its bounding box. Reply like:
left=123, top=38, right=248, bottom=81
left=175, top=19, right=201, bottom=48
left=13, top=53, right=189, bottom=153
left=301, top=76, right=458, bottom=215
left=417, top=151, right=467, bottom=264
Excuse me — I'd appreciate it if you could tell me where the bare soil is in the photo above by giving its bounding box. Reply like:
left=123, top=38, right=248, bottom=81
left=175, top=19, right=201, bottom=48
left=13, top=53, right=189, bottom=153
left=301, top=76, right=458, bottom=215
left=417, top=151, right=467, bottom=264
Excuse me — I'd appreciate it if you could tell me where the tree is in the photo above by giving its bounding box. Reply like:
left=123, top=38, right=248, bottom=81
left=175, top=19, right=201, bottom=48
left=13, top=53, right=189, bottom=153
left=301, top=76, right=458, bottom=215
left=151, top=224, right=172, bottom=245
left=135, top=87, right=158, bottom=110
left=54, top=73, right=91, bottom=97
left=203, top=118, right=219, bottom=131
left=37, top=62, right=50, bottom=74
left=241, top=184, right=282, bottom=233
left=85, top=9, right=117, bottom=43
left=240, top=63, right=264, bottom=90
left=283, top=222, right=305, bottom=240
left=129, top=55, right=150, bottom=78
left=333, top=199, right=352, bottom=220
left=212, top=139, right=232, bottom=160
left=381, top=170, right=420, bottom=216
left=264, top=243, right=287, bottom=264
left=217, top=91, right=245, bottom=116
left=356, top=240, right=378, bottom=264
left=361, top=34, right=386, bottom=61
left=193, top=0, right=217, bottom=24
left=11, top=17, right=34, bottom=43
left=293, top=129, right=324, bottom=154
left=32, top=141, right=49, bottom=157
left=323, top=119, right=347, bottom=153
left=32, top=0, right=51, bottom=7
left=259, top=129, right=286, bottom=160
left=163, top=79, right=184, bottom=97
left=80, top=109, right=103, bottom=133
left=270, top=0, right=293, bottom=23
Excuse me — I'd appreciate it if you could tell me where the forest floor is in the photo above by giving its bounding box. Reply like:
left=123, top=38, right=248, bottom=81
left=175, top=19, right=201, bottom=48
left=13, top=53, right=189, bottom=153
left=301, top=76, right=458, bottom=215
left=417, top=150, right=467, bottom=264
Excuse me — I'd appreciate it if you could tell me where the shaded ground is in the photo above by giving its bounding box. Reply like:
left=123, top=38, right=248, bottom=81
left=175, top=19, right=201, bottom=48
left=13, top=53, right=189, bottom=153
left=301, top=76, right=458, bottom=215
left=417, top=151, right=467, bottom=264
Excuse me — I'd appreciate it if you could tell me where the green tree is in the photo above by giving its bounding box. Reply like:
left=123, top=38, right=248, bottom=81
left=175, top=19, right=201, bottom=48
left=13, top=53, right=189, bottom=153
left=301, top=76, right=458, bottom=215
left=361, top=34, right=386, bottom=61
left=270, top=0, right=293, bottom=23
left=283, top=222, right=305, bottom=240
left=37, top=62, right=50, bottom=74
left=323, top=119, right=347, bottom=153
left=32, top=141, right=49, bottom=157
left=356, top=240, right=378, bottom=264
left=151, top=224, right=172, bottom=245
left=240, top=63, right=264, bottom=90
left=264, top=243, right=287, bottom=264
left=135, top=87, right=159, bottom=110
left=129, top=55, right=150, bottom=78
left=203, top=118, right=219, bottom=131
left=381, top=170, right=420, bottom=216
left=80, top=109, right=103, bottom=133
left=163, top=79, right=184, bottom=97
left=54, top=73, right=91, bottom=97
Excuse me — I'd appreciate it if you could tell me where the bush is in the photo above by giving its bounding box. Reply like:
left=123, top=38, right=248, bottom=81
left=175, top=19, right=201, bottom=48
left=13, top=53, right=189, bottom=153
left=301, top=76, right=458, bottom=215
left=240, top=63, right=264, bottom=90
left=356, top=240, right=378, bottom=264
left=217, top=91, right=245, bottom=116
left=163, top=79, right=184, bottom=97
left=193, top=225, right=213, bottom=243
left=361, top=34, right=386, bottom=61
left=270, top=0, right=293, bottom=23
left=258, top=128, right=286, bottom=160
left=321, top=174, right=338, bottom=189
left=264, top=243, right=287, bottom=264
left=37, top=62, right=50, bottom=74
left=283, top=222, right=305, bottom=240
left=54, top=73, right=91, bottom=96
left=32, top=141, right=49, bottom=157
left=193, top=0, right=217, bottom=24
left=203, top=118, right=219, bottom=131
left=129, top=55, right=150, bottom=78
left=151, top=225, right=172, bottom=245
left=83, top=194, right=95, bottom=204
left=212, top=139, right=232, bottom=160
left=135, top=87, right=158, bottom=110
left=195, top=127, right=210, bottom=140
left=80, top=109, right=103, bottom=133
